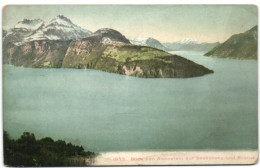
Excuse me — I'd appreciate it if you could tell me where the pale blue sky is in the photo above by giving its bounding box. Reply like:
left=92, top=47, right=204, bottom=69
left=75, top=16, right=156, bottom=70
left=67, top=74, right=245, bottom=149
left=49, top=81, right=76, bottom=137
left=2, top=5, right=258, bottom=43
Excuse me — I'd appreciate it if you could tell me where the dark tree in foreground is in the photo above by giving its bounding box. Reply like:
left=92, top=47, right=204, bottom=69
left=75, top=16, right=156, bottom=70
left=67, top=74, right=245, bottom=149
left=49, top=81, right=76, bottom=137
left=3, top=131, right=95, bottom=166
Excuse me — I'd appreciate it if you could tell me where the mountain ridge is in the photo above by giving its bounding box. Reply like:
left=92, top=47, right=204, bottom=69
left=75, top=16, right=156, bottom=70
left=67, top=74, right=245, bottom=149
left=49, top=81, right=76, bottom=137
left=3, top=15, right=92, bottom=46
left=204, top=26, right=257, bottom=60
left=3, top=27, right=214, bottom=78
left=163, top=40, right=220, bottom=52
left=130, top=37, right=168, bottom=51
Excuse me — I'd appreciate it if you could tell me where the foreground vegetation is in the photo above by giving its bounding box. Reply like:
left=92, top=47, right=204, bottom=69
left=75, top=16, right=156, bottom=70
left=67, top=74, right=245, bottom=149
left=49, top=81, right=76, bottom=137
left=3, top=131, right=95, bottom=166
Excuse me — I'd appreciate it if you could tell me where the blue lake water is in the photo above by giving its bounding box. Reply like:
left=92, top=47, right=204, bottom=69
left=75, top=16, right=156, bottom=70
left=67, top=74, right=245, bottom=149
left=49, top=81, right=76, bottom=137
left=3, top=51, right=258, bottom=152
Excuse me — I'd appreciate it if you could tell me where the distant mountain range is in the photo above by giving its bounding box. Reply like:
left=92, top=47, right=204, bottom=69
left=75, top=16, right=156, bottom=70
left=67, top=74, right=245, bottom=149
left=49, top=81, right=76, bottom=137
left=2, top=15, right=220, bottom=53
left=130, top=37, right=168, bottom=51
left=3, top=16, right=213, bottom=78
left=205, top=26, right=257, bottom=60
left=3, top=15, right=92, bottom=46
left=163, top=38, right=220, bottom=52
left=130, top=37, right=219, bottom=52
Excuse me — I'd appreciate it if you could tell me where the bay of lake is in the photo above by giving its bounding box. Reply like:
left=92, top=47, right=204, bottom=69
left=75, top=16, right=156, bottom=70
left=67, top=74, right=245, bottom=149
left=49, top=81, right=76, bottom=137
left=3, top=51, right=257, bottom=152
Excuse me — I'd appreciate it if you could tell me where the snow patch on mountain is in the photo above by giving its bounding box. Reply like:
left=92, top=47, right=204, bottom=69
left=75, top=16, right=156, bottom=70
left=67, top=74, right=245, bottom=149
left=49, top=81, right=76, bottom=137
left=14, top=19, right=44, bottom=31
left=24, top=32, right=46, bottom=41
left=130, top=37, right=150, bottom=46
left=102, top=37, right=124, bottom=44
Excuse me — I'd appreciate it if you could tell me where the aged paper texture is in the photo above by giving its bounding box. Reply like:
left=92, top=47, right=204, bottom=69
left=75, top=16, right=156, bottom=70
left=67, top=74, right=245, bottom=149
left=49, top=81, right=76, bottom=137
left=2, top=5, right=258, bottom=166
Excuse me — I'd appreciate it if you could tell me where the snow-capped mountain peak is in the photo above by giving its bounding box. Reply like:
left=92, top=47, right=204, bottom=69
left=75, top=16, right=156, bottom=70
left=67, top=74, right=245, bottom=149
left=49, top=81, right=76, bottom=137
left=177, top=38, right=198, bottom=44
left=130, top=37, right=167, bottom=51
left=4, top=15, right=93, bottom=45
left=14, top=19, right=44, bottom=31
left=48, top=15, right=74, bottom=27
left=130, top=37, right=150, bottom=45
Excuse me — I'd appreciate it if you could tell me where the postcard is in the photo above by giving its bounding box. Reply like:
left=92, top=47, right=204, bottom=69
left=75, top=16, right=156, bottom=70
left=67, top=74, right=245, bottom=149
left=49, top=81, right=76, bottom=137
left=2, top=5, right=258, bottom=166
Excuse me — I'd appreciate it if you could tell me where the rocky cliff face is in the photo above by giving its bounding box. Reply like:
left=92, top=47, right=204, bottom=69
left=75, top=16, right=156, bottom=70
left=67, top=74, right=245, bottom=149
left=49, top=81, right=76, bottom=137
left=3, top=40, right=71, bottom=68
left=3, top=28, right=213, bottom=78
left=204, top=26, right=257, bottom=60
